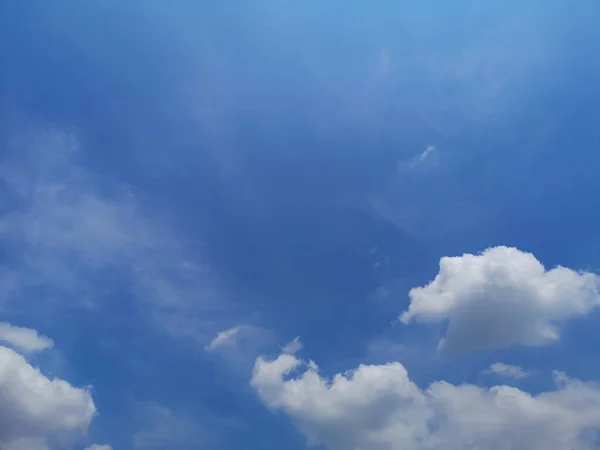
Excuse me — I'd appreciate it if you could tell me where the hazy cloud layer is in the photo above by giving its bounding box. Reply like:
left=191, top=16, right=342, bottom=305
left=0, top=129, right=227, bottom=344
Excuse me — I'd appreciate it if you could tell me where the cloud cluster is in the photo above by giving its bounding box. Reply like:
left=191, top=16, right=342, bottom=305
left=252, top=350, right=600, bottom=450
left=401, top=246, right=600, bottom=351
left=0, top=342, right=96, bottom=449
left=251, top=247, right=600, bottom=449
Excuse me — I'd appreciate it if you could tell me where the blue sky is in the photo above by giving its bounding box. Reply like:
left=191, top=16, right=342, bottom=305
left=1, top=1, right=600, bottom=449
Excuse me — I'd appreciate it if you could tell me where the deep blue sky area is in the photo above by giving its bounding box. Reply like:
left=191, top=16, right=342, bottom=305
left=1, top=2, right=600, bottom=450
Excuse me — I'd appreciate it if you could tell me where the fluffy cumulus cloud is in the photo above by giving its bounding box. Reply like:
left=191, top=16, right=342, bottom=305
left=400, top=246, right=600, bottom=351
left=252, top=348, right=600, bottom=450
left=84, top=445, right=112, bottom=450
left=0, top=322, right=54, bottom=353
left=0, top=344, right=96, bottom=449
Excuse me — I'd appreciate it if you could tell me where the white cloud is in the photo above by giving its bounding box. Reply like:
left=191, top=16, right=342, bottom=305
left=400, top=246, right=600, bottom=351
left=485, top=363, right=529, bottom=380
left=0, top=323, right=54, bottom=353
left=205, top=327, right=240, bottom=352
left=252, top=350, right=600, bottom=450
left=0, top=345, right=96, bottom=449
left=282, top=336, right=303, bottom=355
left=84, top=445, right=112, bottom=450
left=409, top=146, right=437, bottom=170
left=394, top=146, right=438, bottom=175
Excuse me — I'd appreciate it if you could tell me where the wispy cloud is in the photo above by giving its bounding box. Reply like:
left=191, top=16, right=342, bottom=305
left=398, top=145, right=438, bottom=172
left=205, top=327, right=241, bottom=352
left=133, top=403, right=213, bottom=450
left=0, top=128, right=227, bottom=343
left=205, top=325, right=273, bottom=370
